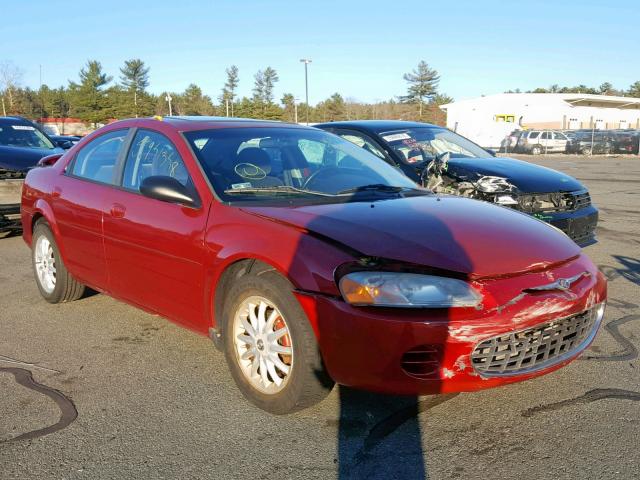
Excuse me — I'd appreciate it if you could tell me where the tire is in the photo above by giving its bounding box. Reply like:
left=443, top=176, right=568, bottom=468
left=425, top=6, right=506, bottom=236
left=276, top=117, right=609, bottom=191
left=32, top=220, right=85, bottom=303
left=531, top=145, right=542, bottom=155
left=580, top=146, right=592, bottom=155
left=221, top=265, right=334, bottom=414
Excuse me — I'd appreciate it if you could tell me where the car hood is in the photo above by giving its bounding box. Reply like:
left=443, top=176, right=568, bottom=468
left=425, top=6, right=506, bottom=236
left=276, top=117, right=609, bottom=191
left=241, top=195, right=580, bottom=278
left=446, top=157, right=584, bottom=193
left=0, top=145, right=63, bottom=172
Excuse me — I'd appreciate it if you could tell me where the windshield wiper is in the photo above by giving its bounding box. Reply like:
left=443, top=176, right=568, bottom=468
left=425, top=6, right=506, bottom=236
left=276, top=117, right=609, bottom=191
left=337, top=184, right=414, bottom=195
left=223, top=185, right=334, bottom=197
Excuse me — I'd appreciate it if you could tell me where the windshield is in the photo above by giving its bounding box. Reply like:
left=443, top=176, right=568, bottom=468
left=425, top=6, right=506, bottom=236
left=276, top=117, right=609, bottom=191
left=0, top=123, right=55, bottom=149
left=184, top=127, right=423, bottom=203
left=379, top=127, right=489, bottom=164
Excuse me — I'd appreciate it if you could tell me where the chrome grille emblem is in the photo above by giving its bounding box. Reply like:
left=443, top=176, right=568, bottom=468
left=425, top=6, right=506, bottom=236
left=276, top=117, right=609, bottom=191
left=526, top=271, right=590, bottom=292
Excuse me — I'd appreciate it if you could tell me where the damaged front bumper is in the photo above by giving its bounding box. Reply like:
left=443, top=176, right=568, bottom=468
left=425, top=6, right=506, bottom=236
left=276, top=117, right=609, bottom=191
left=294, top=254, right=607, bottom=396
left=538, top=205, right=598, bottom=247
left=0, top=203, right=21, bottom=235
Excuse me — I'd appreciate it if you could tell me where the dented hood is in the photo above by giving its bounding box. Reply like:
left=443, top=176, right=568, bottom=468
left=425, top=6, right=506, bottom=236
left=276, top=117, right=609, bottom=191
left=241, top=195, right=580, bottom=278
left=447, top=157, right=584, bottom=193
left=0, top=145, right=63, bottom=173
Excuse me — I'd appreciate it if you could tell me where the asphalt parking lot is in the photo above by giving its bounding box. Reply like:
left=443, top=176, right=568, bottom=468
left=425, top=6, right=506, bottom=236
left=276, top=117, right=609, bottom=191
left=1, top=154, right=638, bottom=480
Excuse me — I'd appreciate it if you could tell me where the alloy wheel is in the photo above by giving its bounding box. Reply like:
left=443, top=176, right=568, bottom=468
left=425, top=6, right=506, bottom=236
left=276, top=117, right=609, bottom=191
left=232, top=296, right=293, bottom=394
left=34, top=235, right=56, bottom=294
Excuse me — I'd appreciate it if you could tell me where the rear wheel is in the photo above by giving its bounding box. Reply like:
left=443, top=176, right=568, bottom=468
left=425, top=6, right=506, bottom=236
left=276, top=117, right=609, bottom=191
left=32, top=220, right=85, bottom=303
left=222, top=266, right=334, bottom=414
left=531, top=145, right=542, bottom=155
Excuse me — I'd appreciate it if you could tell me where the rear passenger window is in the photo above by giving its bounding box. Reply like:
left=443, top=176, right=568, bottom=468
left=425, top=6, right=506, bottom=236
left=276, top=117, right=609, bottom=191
left=122, top=130, right=190, bottom=191
left=70, top=130, right=127, bottom=184
left=529, top=132, right=540, bottom=139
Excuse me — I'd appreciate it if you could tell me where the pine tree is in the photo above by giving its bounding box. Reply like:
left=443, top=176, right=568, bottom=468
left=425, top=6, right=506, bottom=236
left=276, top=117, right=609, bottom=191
left=281, top=93, right=296, bottom=122
left=69, top=60, right=112, bottom=127
left=119, top=59, right=150, bottom=117
left=401, top=61, right=440, bottom=118
left=221, top=65, right=239, bottom=116
left=262, top=67, right=279, bottom=104
left=628, top=81, right=640, bottom=98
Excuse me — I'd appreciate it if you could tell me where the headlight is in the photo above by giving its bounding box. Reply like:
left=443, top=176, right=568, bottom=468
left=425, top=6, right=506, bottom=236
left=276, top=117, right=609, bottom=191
left=338, top=272, right=482, bottom=308
left=475, top=176, right=515, bottom=193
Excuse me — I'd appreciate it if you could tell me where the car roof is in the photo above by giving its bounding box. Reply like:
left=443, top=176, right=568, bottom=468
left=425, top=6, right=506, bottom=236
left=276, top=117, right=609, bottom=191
left=314, top=120, right=441, bottom=134
left=0, top=116, right=35, bottom=125
left=152, top=116, right=311, bottom=132
left=100, top=116, right=315, bottom=134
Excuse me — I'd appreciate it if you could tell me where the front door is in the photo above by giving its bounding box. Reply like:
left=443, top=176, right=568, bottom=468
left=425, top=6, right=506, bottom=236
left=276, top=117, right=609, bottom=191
left=102, top=128, right=209, bottom=327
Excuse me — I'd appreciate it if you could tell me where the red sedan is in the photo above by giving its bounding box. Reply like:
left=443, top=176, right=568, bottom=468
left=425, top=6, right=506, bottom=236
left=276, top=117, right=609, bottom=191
left=21, top=117, right=607, bottom=413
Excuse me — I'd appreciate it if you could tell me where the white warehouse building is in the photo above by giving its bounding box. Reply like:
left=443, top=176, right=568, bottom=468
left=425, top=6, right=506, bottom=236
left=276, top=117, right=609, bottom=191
left=440, top=93, right=640, bottom=148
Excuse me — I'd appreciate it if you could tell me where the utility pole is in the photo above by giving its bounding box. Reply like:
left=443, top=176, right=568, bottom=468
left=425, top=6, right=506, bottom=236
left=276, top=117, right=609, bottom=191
left=294, top=98, right=298, bottom=124
left=226, top=99, right=229, bottom=117
left=300, top=59, right=311, bottom=125
left=165, top=94, right=173, bottom=116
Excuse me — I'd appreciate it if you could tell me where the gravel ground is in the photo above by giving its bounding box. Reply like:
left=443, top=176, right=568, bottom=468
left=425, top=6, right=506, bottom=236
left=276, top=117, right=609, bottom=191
left=1, top=154, right=638, bottom=480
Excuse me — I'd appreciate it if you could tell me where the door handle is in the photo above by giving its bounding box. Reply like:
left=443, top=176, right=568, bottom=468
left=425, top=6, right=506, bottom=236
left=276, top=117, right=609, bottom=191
left=110, top=203, right=126, bottom=218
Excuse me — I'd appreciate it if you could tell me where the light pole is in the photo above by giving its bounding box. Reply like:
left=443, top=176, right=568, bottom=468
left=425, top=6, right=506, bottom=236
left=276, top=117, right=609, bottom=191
left=300, top=59, right=311, bottom=125
left=165, top=94, right=173, bottom=116
left=294, top=97, right=299, bottom=124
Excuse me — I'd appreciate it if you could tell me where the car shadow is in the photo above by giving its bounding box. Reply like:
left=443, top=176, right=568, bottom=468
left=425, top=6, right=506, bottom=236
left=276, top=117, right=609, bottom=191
left=288, top=192, right=474, bottom=479
left=599, top=255, right=640, bottom=286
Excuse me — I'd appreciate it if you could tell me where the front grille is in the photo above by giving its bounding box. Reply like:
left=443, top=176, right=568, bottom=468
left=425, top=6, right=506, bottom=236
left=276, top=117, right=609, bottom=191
left=470, top=307, right=601, bottom=376
left=517, top=190, right=591, bottom=213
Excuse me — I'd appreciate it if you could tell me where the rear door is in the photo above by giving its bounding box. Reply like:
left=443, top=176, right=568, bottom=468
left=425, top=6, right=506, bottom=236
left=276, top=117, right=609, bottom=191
left=53, top=128, right=130, bottom=289
left=102, top=128, right=210, bottom=327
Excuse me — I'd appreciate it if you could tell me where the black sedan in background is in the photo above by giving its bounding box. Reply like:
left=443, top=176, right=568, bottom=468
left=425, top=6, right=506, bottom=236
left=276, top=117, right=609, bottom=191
left=0, top=116, right=64, bottom=177
left=316, top=120, right=598, bottom=246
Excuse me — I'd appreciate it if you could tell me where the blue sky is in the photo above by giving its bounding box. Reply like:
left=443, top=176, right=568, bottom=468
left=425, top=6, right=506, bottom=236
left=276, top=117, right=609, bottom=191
left=2, top=0, right=638, bottom=104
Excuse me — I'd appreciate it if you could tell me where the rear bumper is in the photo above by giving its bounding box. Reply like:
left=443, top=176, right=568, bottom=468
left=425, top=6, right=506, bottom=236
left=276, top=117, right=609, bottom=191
left=294, top=257, right=607, bottom=396
left=544, top=206, right=598, bottom=247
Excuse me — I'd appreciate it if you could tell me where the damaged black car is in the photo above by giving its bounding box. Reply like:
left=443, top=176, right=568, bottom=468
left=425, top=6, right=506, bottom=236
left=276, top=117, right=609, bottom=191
left=316, top=121, right=598, bottom=246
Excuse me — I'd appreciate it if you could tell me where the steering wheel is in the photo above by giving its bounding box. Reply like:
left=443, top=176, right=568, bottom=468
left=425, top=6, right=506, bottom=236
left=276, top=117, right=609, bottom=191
left=302, top=167, right=343, bottom=191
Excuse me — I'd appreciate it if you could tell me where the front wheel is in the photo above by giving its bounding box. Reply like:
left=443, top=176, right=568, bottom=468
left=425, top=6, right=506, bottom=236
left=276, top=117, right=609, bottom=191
left=222, top=266, right=334, bottom=414
left=531, top=145, right=542, bottom=155
left=32, top=220, right=85, bottom=303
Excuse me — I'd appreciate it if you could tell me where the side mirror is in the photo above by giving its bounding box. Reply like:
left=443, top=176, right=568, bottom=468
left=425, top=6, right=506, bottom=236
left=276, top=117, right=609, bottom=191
left=485, top=148, right=497, bottom=157
left=56, top=140, right=73, bottom=149
left=140, top=175, right=199, bottom=208
left=37, top=153, right=64, bottom=167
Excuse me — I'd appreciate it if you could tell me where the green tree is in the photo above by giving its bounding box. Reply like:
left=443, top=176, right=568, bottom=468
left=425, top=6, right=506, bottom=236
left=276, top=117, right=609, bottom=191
left=177, top=84, right=214, bottom=115
left=280, top=93, right=296, bottom=122
left=401, top=61, right=440, bottom=118
left=628, top=81, right=640, bottom=97
left=119, top=59, right=150, bottom=117
left=262, top=67, right=279, bottom=104
left=220, top=65, right=239, bottom=116
left=69, top=60, right=113, bottom=127
left=323, top=93, right=346, bottom=121
left=433, top=93, right=453, bottom=105
left=599, top=82, right=614, bottom=95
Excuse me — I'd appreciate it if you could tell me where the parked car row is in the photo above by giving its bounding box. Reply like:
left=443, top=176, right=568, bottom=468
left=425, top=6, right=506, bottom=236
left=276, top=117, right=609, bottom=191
left=21, top=116, right=607, bottom=413
left=503, top=128, right=640, bottom=155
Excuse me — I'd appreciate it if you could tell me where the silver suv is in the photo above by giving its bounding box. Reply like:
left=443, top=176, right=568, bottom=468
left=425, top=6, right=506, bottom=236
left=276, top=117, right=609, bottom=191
left=517, top=130, right=569, bottom=154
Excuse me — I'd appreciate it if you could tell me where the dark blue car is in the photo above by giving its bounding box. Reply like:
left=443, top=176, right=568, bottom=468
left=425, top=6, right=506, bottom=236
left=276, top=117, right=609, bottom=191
left=315, top=120, right=598, bottom=246
left=0, top=116, right=64, bottom=178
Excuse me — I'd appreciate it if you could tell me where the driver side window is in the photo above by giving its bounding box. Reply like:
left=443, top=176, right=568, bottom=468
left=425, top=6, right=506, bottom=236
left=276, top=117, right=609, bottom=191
left=122, top=129, right=191, bottom=191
